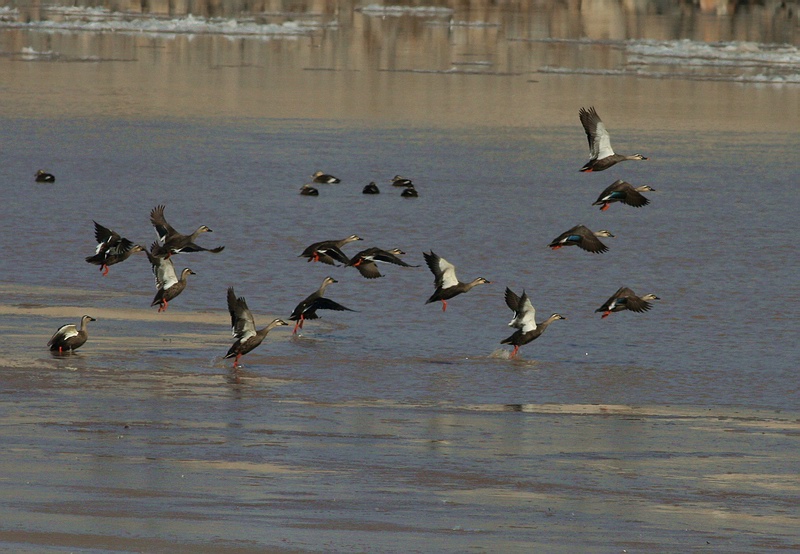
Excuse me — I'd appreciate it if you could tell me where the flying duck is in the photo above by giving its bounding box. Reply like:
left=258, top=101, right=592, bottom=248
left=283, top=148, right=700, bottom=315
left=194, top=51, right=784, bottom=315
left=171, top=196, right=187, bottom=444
left=593, top=180, right=655, bottom=211
left=48, top=315, right=95, bottom=353
left=391, top=175, right=414, bottom=187
left=149, top=205, right=225, bottom=256
left=596, top=287, right=660, bottom=318
left=500, top=289, right=565, bottom=358
left=300, top=184, right=320, bottom=196
left=347, top=247, right=419, bottom=279
left=146, top=243, right=195, bottom=312
left=35, top=169, right=56, bottom=183
left=362, top=182, right=380, bottom=194
left=401, top=186, right=419, bottom=198
left=225, top=287, right=288, bottom=368
left=289, top=276, right=355, bottom=334
left=549, top=225, right=614, bottom=254
left=85, top=221, right=144, bottom=276
left=311, top=171, right=341, bottom=184
left=579, top=107, right=647, bottom=172
left=299, top=235, right=362, bottom=266
left=423, top=251, right=490, bottom=312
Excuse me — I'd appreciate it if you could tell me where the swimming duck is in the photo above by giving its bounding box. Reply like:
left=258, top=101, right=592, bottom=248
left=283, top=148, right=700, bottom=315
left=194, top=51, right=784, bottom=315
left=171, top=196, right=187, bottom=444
left=401, top=186, right=419, bottom=198
left=225, top=287, right=288, bottom=368
left=300, top=184, right=320, bottom=196
left=593, top=180, right=655, bottom=211
left=149, top=205, right=225, bottom=256
left=146, top=243, right=195, bottom=312
left=347, top=247, right=419, bottom=279
left=549, top=225, right=614, bottom=254
left=289, top=276, right=355, bottom=334
left=311, top=171, right=341, bottom=184
left=299, top=235, right=362, bottom=266
left=35, top=169, right=55, bottom=183
left=85, top=221, right=145, bottom=276
left=362, top=182, right=380, bottom=194
left=48, top=315, right=95, bottom=353
left=500, top=289, right=565, bottom=358
left=579, top=107, right=647, bottom=172
left=595, top=287, right=660, bottom=318
left=391, top=175, right=413, bottom=187
left=423, top=251, right=490, bottom=312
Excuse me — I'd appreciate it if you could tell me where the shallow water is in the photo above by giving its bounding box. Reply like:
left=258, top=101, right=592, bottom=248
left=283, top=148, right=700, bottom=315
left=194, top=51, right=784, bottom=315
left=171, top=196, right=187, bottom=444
left=1, top=0, right=799, bottom=552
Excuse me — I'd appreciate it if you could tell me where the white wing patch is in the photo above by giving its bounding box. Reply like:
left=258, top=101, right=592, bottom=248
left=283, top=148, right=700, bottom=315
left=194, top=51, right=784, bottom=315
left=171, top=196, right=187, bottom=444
left=438, top=257, right=459, bottom=289
left=593, top=121, right=615, bottom=160
left=509, top=293, right=537, bottom=333
left=153, top=257, right=178, bottom=290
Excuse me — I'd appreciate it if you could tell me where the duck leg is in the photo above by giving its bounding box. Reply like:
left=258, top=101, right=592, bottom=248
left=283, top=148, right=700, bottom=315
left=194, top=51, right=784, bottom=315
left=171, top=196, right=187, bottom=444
left=293, top=314, right=305, bottom=334
left=601, top=311, right=611, bottom=319
left=441, top=299, right=447, bottom=312
left=510, top=345, right=520, bottom=358
left=600, top=203, right=610, bottom=211
left=232, top=353, right=242, bottom=368
left=550, top=245, right=562, bottom=250
left=158, top=299, right=168, bottom=313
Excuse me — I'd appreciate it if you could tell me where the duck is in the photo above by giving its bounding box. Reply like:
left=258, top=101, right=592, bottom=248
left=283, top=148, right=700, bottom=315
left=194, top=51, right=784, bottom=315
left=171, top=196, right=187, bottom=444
left=500, top=289, right=565, bottom=358
left=391, top=175, right=414, bottom=187
left=146, top=243, right=195, bottom=312
left=401, top=186, right=419, bottom=198
left=35, top=169, right=56, bottom=183
left=311, top=171, right=341, bottom=184
left=347, top=247, right=419, bottom=279
left=224, top=287, right=288, bottom=368
left=299, top=235, right=362, bottom=266
left=592, top=180, right=655, bottom=211
left=149, top=205, right=225, bottom=256
left=84, top=221, right=145, bottom=276
left=423, top=251, right=490, bottom=312
left=362, top=182, right=380, bottom=194
left=289, top=276, right=355, bottom=334
left=48, top=315, right=95, bottom=353
left=549, top=225, right=614, bottom=254
left=579, top=107, right=647, bottom=172
left=300, top=184, right=320, bottom=196
left=595, top=287, right=660, bottom=318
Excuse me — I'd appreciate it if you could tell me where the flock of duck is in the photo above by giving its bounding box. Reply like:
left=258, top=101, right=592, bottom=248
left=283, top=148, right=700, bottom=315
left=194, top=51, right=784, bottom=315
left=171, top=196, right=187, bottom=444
left=300, top=172, right=420, bottom=197
left=46, top=106, right=659, bottom=364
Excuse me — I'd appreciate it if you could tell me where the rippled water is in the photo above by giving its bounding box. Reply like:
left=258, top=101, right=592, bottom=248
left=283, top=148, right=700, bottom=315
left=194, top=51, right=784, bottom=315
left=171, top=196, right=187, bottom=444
left=1, top=1, right=799, bottom=552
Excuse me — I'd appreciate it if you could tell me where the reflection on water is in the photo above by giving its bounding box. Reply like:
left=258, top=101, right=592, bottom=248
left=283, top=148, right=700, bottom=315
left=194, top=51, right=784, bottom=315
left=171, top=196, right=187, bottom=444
left=1, top=0, right=799, bottom=552
left=1, top=0, right=798, bottom=83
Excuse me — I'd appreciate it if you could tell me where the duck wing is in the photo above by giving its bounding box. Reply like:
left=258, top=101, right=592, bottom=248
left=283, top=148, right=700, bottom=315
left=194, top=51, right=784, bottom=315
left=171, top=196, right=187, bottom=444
left=312, top=297, right=355, bottom=312
left=596, top=287, right=628, bottom=312
left=504, top=287, right=521, bottom=312
left=48, top=324, right=78, bottom=346
left=579, top=107, right=615, bottom=160
left=227, top=287, right=256, bottom=341
left=150, top=205, right=179, bottom=244
left=92, top=221, right=123, bottom=253
left=173, top=243, right=225, bottom=254
left=353, top=259, right=383, bottom=279
left=620, top=187, right=651, bottom=208
left=150, top=252, right=179, bottom=290
left=369, top=250, right=418, bottom=267
left=424, top=251, right=458, bottom=289
left=612, top=288, right=653, bottom=313
left=509, top=291, right=537, bottom=332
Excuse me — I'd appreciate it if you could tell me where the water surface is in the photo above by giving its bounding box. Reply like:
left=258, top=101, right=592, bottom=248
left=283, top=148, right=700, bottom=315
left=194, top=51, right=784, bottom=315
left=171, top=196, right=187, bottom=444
left=1, top=1, right=798, bottom=552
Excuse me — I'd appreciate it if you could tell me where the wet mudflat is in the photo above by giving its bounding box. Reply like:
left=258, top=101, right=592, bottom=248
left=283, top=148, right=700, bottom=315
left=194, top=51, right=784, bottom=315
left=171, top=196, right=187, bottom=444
left=1, top=0, right=799, bottom=551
